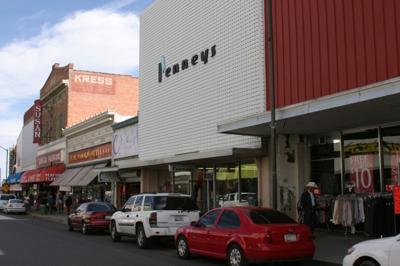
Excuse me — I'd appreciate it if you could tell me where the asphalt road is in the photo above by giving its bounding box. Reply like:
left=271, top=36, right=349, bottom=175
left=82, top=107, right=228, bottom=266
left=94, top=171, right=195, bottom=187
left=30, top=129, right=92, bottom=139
left=0, top=214, right=339, bottom=266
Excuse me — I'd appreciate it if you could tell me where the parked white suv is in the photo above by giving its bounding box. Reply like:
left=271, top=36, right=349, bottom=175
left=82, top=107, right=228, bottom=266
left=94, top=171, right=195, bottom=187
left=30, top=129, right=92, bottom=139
left=109, top=193, right=200, bottom=249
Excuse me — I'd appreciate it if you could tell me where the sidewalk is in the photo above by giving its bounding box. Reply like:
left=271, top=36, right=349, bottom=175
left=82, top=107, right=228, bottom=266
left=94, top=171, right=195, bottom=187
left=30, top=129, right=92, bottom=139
left=29, top=212, right=366, bottom=265
left=313, top=229, right=371, bottom=265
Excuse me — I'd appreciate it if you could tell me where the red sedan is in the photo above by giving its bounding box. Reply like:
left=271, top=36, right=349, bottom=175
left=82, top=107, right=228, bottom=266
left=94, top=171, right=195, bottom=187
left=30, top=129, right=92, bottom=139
left=175, top=206, right=315, bottom=266
left=68, top=202, right=116, bottom=234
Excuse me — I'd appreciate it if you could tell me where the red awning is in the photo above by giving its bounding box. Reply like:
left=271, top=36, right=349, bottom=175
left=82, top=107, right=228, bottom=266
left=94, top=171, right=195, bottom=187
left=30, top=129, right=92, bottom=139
left=21, top=164, right=66, bottom=183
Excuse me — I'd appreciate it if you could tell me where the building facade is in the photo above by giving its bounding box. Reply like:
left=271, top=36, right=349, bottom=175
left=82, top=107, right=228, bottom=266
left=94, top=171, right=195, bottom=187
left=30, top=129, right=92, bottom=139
left=138, top=0, right=400, bottom=236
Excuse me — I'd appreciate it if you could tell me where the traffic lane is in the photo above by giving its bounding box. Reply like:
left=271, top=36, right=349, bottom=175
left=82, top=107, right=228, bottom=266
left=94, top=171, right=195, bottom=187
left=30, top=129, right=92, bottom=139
left=0, top=214, right=338, bottom=266
left=0, top=214, right=224, bottom=266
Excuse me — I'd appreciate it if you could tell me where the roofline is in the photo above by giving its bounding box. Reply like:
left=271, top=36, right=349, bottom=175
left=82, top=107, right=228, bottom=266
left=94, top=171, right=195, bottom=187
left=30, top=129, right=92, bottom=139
left=112, top=116, right=139, bottom=130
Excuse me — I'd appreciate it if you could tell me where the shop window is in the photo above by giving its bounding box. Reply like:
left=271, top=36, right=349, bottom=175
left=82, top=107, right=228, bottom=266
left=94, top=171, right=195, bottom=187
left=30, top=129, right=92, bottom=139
left=382, top=126, right=400, bottom=191
left=310, top=140, right=341, bottom=195
left=216, top=164, right=239, bottom=206
left=343, top=129, right=380, bottom=193
left=240, top=162, right=258, bottom=204
left=174, top=170, right=191, bottom=195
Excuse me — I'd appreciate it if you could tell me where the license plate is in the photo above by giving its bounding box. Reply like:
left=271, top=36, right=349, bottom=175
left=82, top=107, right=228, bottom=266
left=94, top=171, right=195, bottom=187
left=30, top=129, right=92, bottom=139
left=284, top=234, right=297, bottom=242
left=174, top=216, right=184, bottom=221
left=105, top=216, right=111, bottom=220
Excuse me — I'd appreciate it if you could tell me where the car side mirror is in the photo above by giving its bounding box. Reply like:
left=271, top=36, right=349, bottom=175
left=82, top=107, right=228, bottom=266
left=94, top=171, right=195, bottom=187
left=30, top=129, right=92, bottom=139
left=190, top=221, right=198, bottom=227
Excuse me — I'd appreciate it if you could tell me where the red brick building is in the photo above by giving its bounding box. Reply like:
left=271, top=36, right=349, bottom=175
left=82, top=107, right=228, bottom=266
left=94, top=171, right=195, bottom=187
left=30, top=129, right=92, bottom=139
left=39, top=63, right=139, bottom=144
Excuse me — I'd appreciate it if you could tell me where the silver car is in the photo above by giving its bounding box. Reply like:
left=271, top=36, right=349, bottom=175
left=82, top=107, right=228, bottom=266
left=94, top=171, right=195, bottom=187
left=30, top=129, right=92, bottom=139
left=3, top=199, right=26, bottom=214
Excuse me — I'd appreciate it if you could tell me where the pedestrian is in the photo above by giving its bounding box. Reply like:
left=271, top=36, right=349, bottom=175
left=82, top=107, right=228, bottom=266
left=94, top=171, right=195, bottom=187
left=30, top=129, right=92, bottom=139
left=299, top=181, right=318, bottom=233
left=47, top=193, right=54, bottom=214
left=56, top=192, right=63, bottom=214
left=65, top=195, right=72, bottom=215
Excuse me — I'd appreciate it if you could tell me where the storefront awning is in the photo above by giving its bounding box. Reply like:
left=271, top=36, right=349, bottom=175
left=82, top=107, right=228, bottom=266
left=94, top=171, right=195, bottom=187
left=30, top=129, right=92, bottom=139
left=53, top=163, right=107, bottom=187
left=6, top=172, right=24, bottom=184
left=50, top=167, right=82, bottom=186
left=21, top=164, right=66, bottom=184
left=218, top=77, right=400, bottom=136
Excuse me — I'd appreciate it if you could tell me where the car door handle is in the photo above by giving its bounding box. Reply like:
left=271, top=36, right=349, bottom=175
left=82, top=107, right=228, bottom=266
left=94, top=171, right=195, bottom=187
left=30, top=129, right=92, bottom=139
left=126, top=215, right=130, bottom=217
left=136, top=215, right=139, bottom=218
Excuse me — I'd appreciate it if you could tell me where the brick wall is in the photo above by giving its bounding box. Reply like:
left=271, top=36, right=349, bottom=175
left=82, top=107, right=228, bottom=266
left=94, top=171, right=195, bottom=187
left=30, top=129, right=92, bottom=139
left=67, top=70, right=138, bottom=127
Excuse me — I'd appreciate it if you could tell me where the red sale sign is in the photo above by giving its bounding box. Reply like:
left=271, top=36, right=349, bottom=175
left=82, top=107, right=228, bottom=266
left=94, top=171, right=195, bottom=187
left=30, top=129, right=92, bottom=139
left=349, top=155, right=375, bottom=193
left=394, top=186, right=400, bottom=215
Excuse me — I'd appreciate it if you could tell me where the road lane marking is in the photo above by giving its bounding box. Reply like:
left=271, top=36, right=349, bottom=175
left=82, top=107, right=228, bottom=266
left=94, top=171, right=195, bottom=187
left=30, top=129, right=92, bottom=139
left=0, top=249, right=4, bottom=255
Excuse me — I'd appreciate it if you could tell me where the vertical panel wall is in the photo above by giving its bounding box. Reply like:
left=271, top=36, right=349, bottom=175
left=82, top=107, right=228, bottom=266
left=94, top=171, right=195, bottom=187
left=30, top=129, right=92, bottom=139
left=266, top=0, right=400, bottom=109
left=139, top=0, right=265, bottom=161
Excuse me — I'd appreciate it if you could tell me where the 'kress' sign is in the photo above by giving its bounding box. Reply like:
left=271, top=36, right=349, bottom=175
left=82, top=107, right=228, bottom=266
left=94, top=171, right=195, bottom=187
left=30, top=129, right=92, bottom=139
left=158, top=45, right=216, bottom=83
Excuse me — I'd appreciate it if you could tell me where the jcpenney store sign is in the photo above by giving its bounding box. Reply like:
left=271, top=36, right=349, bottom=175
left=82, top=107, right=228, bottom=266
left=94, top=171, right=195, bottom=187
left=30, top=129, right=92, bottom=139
left=158, top=45, right=216, bottom=83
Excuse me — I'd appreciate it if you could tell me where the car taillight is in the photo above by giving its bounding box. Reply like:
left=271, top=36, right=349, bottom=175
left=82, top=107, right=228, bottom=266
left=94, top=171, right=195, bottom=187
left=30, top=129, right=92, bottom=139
left=9, top=204, right=13, bottom=208
left=149, top=212, right=157, bottom=227
left=265, top=232, right=273, bottom=244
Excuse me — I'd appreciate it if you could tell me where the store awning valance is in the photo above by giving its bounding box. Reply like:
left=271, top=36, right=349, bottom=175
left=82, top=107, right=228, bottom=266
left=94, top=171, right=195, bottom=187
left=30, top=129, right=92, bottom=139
left=51, top=163, right=106, bottom=187
left=50, top=168, right=82, bottom=186
left=21, top=164, right=66, bottom=184
left=7, top=172, right=24, bottom=184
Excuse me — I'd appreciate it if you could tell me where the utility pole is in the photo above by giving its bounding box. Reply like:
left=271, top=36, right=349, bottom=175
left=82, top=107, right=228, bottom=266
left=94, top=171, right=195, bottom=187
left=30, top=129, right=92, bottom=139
left=267, top=0, right=278, bottom=209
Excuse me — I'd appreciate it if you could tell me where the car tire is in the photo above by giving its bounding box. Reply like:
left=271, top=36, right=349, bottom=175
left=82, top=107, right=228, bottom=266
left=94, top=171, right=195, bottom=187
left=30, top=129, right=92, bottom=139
left=228, top=244, right=247, bottom=266
left=110, top=221, right=121, bottom=242
left=81, top=222, right=89, bottom=235
left=136, top=225, right=150, bottom=249
left=68, top=219, right=73, bottom=231
left=357, top=259, right=379, bottom=266
left=176, top=236, right=191, bottom=259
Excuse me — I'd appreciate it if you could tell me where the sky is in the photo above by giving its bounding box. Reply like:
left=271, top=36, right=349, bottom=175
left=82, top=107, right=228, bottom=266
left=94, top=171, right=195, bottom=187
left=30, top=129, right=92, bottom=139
left=0, top=0, right=154, bottom=181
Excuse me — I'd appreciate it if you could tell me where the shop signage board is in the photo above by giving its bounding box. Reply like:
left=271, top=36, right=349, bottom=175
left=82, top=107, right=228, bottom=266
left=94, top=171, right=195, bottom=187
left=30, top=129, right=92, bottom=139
left=349, top=154, right=375, bottom=193
left=33, top=99, right=42, bottom=144
left=69, top=143, right=111, bottom=164
left=394, top=186, right=400, bottom=215
left=71, top=72, right=115, bottom=95
left=36, top=150, right=62, bottom=168
left=112, top=124, right=138, bottom=159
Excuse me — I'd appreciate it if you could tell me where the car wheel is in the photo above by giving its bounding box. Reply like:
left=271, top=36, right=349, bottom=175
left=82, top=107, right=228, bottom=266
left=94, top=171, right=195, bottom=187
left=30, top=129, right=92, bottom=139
left=136, top=225, right=149, bottom=249
left=68, top=219, right=73, bottom=231
left=176, top=236, right=191, bottom=259
left=228, top=244, right=247, bottom=266
left=81, top=222, right=89, bottom=235
left=110, top=221, right=121, bottom=242
left=358, top=259, right=379, bottom=266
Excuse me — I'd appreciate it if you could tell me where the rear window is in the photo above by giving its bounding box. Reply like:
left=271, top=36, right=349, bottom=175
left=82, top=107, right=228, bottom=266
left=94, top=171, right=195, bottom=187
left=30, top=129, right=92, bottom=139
left=152, top=196, right=198, bottom=211
left=1, top=195, right=16, bottom=200
left=247, top=210, right=296, bottom=224
left=10, top=199, right=23, bottom=204
left=87, top=203, right=116, bottom=212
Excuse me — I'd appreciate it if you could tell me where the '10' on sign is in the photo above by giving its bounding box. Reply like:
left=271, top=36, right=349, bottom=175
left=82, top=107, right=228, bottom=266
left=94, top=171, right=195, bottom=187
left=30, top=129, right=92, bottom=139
left=349, top=155, right=375, bottom=193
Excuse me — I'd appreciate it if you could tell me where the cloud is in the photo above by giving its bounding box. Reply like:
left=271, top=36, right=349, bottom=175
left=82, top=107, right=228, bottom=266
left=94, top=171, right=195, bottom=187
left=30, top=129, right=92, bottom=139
left=0, top=6, right=140, bottom=180
left=0, top=8, right=140, bottom=101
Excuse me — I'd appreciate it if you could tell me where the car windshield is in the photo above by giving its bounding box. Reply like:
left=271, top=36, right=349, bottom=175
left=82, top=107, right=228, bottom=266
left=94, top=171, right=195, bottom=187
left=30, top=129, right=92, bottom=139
left=247, top=209, right=296, bottom=224
left=152, top=196, right=198, bottom=211
left=1, top=195, right=15, bottom=201
left=87, top=203, right=116, bottom=212
left=9, top=199, right=23, bottom=204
